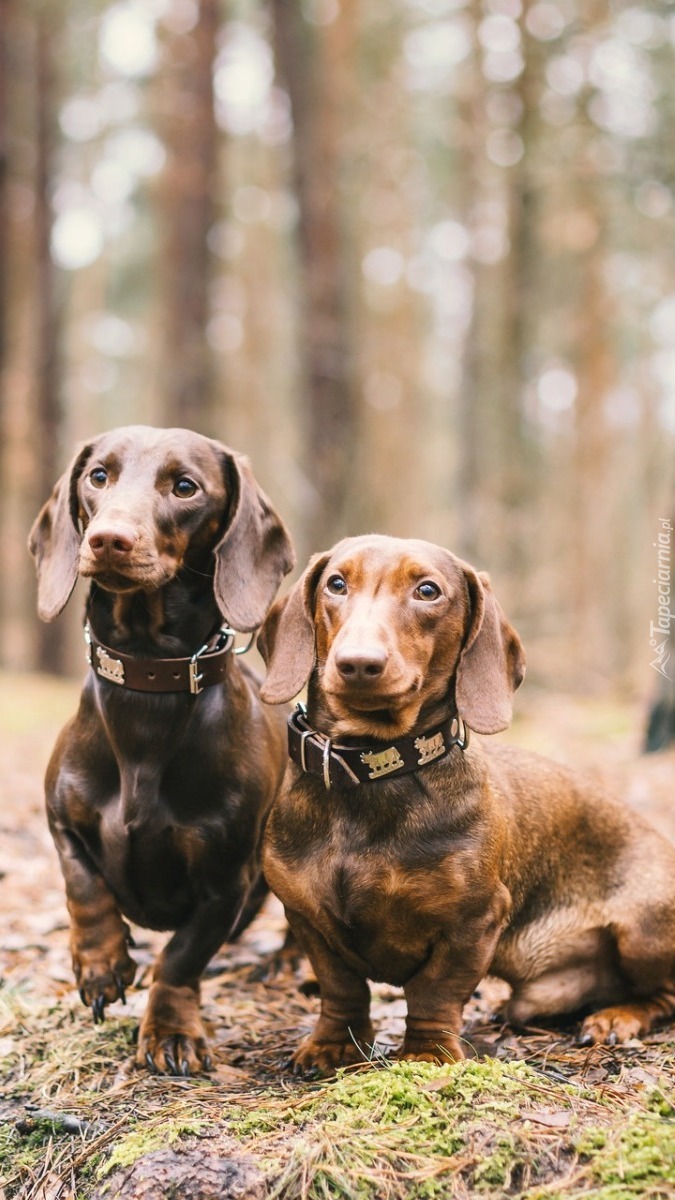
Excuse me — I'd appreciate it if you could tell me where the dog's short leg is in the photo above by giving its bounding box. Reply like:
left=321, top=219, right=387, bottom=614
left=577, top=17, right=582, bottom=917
left=402, top=948, right=472, bottom=1063
left=138, top=978, right=211, bottom=1075
left=402, top=892, right=509, bottom=1063
left=54, top=829, right=136, bottom=1022
left=283, top=910, right=374, bottom=1077
left=137, top=886, right=252, bottom=1075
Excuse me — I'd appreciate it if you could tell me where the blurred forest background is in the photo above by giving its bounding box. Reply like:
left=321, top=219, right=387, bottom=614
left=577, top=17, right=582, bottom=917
left=0, top=0, right=673, bottom=708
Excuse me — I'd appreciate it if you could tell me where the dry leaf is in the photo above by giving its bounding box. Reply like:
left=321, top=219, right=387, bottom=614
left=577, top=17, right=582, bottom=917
left=526, top=1109, right=571, bottom=1129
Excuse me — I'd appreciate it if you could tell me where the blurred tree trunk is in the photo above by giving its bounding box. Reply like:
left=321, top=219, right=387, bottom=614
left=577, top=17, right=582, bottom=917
left=493, top=1, right=540, bottom=599
left=572, top=211, right=612, bottom=661
left=0, top=0, right=8, bottom=407
left=645, top=670, right=675, bottom=752
left=0, top=0, right=9, bottom=662
left=158, top=0, right=218, bottom=434
left=272, top=0, right=357, bottom=557
left=458, top=0, right=539, bottom=604
left=570, top=0, right=615, bottom=681
left=455, top=2, right=487, bottom=566
left=34, top=7, right=65, bottom=674
left=354, top=10, right=427, bottom=538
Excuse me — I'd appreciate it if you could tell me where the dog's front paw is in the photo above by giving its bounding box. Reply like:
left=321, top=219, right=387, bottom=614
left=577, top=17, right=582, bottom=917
left=137, top=982, right=212, bottom=1076
left=578, top=1006, right=645, bottom=1046
left=400, top=1033, right=465, bottom=1063
left=289, top=1029, right=374, bottom=1077
left=73, top=945, right=136, bottom=1024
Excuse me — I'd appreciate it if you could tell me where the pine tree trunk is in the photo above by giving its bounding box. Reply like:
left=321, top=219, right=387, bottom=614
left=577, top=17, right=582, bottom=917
left=158, top=0, right=218, bottom=434
left=272, top=0, right=357, bottom=557
left=34, top=8, right=65, bottom=675
left=0, top=0, right=8, bottom=400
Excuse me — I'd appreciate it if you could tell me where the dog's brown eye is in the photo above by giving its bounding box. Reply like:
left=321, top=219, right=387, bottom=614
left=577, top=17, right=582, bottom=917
left=173, top=477, right=198, bottom=499
left=415, top=581, right=441, bottom=601
left=326, top=574, right=347, bottom=595
left=90, top=468, right=108, bottom=488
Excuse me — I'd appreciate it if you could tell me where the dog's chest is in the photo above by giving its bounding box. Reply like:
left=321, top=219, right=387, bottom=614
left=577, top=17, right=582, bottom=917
left=276, top=826, right=454, bottom=985
left=71, top=747, right=231, bottom=929
left=96, top=796, right=200, bottom=927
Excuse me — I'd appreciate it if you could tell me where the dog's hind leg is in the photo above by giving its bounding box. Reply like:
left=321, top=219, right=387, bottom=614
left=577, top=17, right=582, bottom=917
left=579, top=984, right=675, bottom=1044
left=578, top=912, right=675, bottom=1044
left=502, top=912, right=675, bottom=1044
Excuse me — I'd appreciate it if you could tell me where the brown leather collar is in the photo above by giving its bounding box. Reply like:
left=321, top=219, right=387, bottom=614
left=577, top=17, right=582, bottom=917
left=288, top=704, right=469, bottom=790
left=84, top=624, right=234, bottom=695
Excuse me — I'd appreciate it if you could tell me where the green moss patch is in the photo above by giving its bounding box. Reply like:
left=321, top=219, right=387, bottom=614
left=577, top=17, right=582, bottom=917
left=2, top=957, right=674, bottom=1200
left=228, top=1058, right=629, bottom=1199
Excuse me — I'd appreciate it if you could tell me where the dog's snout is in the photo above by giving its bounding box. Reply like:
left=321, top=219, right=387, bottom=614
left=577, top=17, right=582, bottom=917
left=335, top=646, right=388, bottom=683
left=88, top=524, right=137, bottom=559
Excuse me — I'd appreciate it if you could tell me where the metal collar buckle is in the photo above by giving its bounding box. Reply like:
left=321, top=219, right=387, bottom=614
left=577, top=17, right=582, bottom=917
left=84, top=623, right=92, bottom=666
left=189, top=627, right=235, bottom=695
left=293, top=703, right=333, bottom=790
left=322, top=737, right=333, bottom=790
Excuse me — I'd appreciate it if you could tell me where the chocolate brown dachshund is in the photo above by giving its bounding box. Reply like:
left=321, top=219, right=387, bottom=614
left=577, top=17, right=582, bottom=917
left=258, top=534, right=675, bottom=1074
left=29, top=426, right=294, bottom=1075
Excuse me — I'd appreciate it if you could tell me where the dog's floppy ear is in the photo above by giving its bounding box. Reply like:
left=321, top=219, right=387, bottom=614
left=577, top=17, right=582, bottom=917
left=258, top=552, right=330, bottom=703
left=28, top=442, right=95, bottom=622
left=213, top=452, right=295, bottom=632
left=455, top=568, right=525, bottom=735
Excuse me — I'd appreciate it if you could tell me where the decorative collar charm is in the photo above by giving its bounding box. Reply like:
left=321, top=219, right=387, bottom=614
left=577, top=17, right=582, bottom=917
left=287, top=703, right=469, bottom=790
left=84, top=623, right=236, bottom=695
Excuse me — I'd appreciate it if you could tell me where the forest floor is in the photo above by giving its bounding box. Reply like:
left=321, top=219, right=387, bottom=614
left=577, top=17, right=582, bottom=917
left=0, top=671, right=674, bottom=1200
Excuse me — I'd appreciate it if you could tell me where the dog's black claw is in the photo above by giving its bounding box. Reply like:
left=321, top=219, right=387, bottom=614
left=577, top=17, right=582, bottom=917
left=113, top=974, right=126, bottom=1005
left=607, top=1031, right=618, bottom=1046
left=203, top=1055, right=213, bottom=1073
left=79, top=988, right=87, bottom=1007
left=92, top=996, right=106, bottom=1024
left=165, top=1050, right=178, bottom=1075
left=577, top=1032, right=593, bottom=1046
left=292, top=1061, right=317, bottom=1080
left=145, top=1052, right=157, bottom=1073
left=181, top=1060, right=190, bottom=1077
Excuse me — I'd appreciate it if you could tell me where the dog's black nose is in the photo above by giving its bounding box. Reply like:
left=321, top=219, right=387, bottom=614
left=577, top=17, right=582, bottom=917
left=88, top=525, right=136, bottom=559
left=334, top=646, right=387, bottom=683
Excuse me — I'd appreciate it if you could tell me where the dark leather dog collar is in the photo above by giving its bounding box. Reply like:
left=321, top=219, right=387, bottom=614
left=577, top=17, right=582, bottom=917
left=288, top=703, right=469, bottom=790
left=84, top=624, right=234, bottom=695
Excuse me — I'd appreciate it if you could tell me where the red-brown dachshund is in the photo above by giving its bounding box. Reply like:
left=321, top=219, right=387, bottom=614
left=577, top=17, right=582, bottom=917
left=258, top=534, right=675, bottom=1074
left=29, top=426, right=294, bottom=1074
